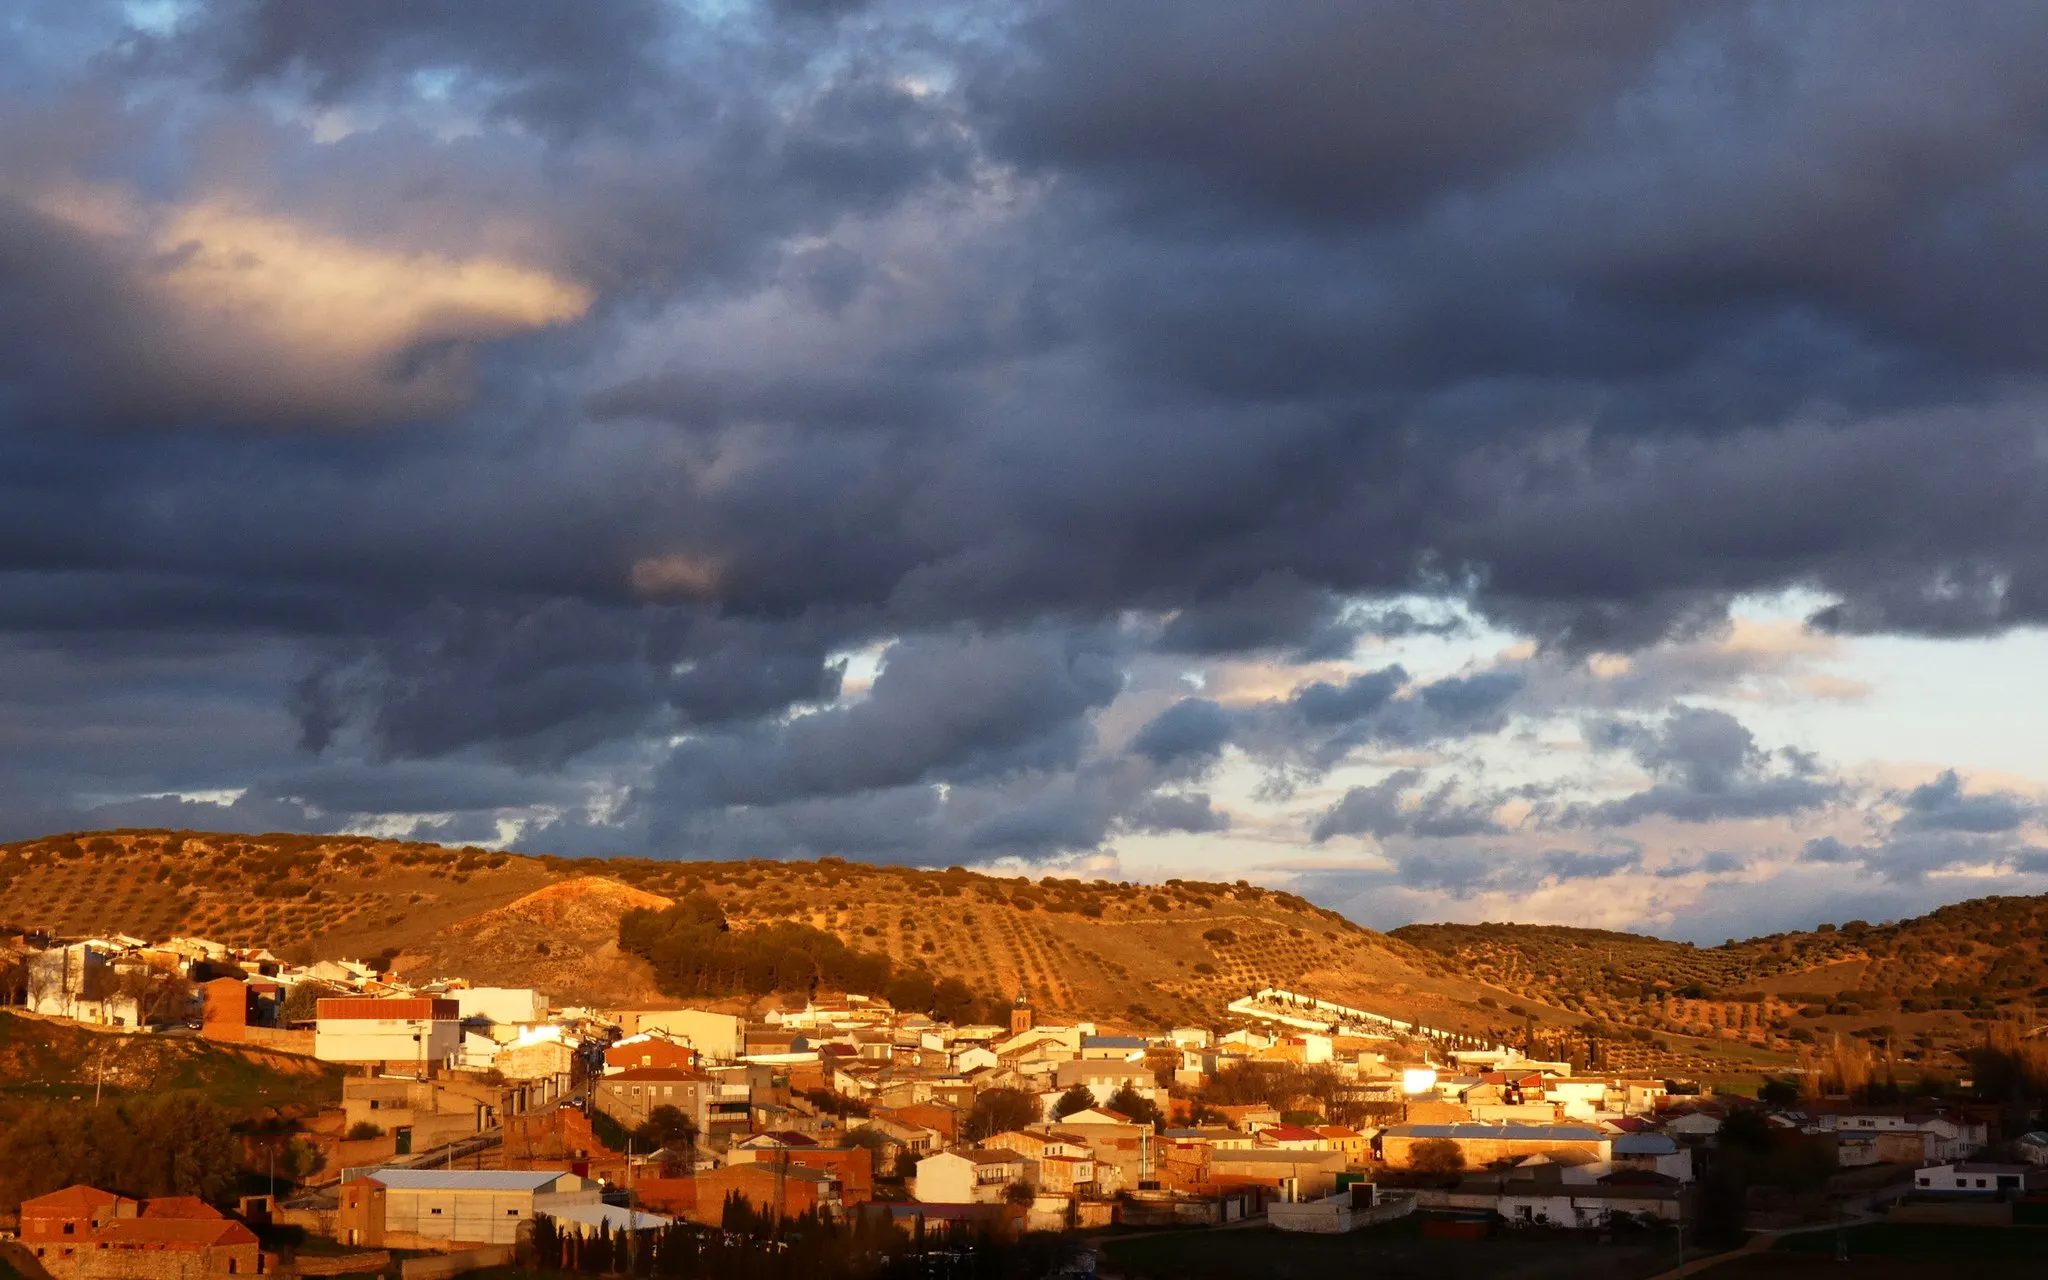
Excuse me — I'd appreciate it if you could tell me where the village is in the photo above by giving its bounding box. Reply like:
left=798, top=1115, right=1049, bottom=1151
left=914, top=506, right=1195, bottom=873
left=8, top=930, right=2048, bottom=1279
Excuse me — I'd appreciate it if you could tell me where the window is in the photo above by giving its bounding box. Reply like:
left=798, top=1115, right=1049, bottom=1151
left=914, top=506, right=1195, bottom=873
left=506, top=1209, right=520, bottom=1217
left=431, top=1208, right=443, bottom=1216
left=62, top=1224, right=74, bottom=1236
left=1977, top=1179, right=1988, bottom=1189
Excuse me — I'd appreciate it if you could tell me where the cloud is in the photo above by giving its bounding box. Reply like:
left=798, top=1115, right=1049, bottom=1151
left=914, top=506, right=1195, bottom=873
left=14, top=184, right=590, bottom=426
left=1577, top=706, right=1839, bottom=825
left=1130, top=698, right=1232, bottom=765
left=1120, top=791, right=1231, bottom=835
left=644, top=626, right=1125, bottom=814
left=4, top=1, right=2048, bottom=932
left=1311, top=770, right=1504, bottom=842
left=1894, top=769, right=2036, bottom=833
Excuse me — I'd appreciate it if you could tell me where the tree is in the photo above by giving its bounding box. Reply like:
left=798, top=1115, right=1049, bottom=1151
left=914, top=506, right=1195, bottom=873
left=1105, top=1084, right=1162, bottom=1130
left=115, top=969, right=193, bottom=1025
left=965, top=1087, right=1042, bottom=1141
left=632, top=1105, right=698, bottom=1158
left=1053, top=1085, right=1097, bottom=1119
left=282, top=980, right=340, bottom=1025
left=0, top=1096, right=242, bottom=1211
left=1408, top=1138, right=1465, bottom=1177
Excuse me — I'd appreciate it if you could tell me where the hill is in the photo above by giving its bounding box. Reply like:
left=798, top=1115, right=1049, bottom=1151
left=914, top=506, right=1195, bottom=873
left=1393, top=896, right=2048, bottom=1067
left=0, top=1009, right=341, bottom=1117
left=0, top=829, right=1571, bottom=1037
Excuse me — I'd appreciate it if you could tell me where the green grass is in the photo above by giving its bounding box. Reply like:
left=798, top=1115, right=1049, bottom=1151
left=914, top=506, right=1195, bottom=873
left=1775, top=1221, right=2047, bottom=1257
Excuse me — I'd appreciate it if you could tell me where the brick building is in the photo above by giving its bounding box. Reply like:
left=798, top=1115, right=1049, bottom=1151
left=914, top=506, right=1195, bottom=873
left=604, top=1034, right=700, bottom=1075
left=20, top=1187, right=266, bottom=1280
left=1379, top=1122, right=1611, bottom=1170
left=682, top=1164, right=843, bottom=1226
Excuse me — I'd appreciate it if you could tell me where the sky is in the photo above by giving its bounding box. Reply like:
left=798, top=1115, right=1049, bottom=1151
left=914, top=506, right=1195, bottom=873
left=4, top=1, right=2048, bottom=943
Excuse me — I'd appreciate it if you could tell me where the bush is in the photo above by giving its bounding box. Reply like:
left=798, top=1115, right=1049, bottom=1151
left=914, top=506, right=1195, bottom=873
left=1202, top=928, right=1237, bottom=945
left=346, top=1122, right=384, bottom=1140
left=1409, top=1138, right=1464, bottom=1176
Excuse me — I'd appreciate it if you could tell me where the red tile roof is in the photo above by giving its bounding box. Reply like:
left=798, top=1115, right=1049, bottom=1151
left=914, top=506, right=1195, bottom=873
left=140, top=1197, right=224, bottom=1220
left=21, top=1185, right=130, bottom=1216
left=1259, top=1124, right=1327, bottom=1142
left=94, top=1218, right=258, bottom=1250
left=605, top=1067, right=708, bottom=1081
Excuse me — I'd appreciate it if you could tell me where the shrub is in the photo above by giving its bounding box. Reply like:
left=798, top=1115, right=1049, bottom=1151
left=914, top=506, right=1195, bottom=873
left=346, top=1122, right=384, bottom=1141
left=1408, top=1138, right=1465, bottom=1176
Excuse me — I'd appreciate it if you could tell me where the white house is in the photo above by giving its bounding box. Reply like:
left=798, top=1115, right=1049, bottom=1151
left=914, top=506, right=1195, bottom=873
left=316, top=996, right=462, bottom=1067
left=1612, top=1134, right=1694, bottom=1183
left=1815, top=1113, right=1986, bottom=1162
left=953, top=1045, right=998, bottom=1073
left=1052, top=1060, right=1163, bottom=1113
left=629, top=1009, right=744, bottom=1062
left=454, top=987, right=547, bottom=1026
left=913, top=1150, right=1030, bottom=1205
left=1913, top=1163, right=2045, bottom=1195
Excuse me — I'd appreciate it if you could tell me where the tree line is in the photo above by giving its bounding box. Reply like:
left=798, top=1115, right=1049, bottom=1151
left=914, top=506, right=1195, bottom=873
left=528, top=1196, right=1077, bottom=1279
left=0, top=1096, right=241, bottom=1211
left=617, top=895, right=1003, bottom=1023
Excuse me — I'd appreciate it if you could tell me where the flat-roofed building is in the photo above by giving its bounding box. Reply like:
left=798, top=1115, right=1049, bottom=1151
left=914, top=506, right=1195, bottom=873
left=337, top=1170, right=597, bottom=1248
left=316, top=997, right=462, bottom=1069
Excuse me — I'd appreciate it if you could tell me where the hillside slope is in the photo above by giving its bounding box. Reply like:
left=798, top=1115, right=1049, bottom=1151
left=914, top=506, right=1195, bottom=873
left=0, top=830, right=1556, bottom=1033
left=1394, top=897, right=2048, bottom=1062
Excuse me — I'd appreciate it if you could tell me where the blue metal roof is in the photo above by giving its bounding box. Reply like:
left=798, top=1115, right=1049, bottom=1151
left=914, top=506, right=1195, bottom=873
left=1613, top=1134, right=1679, bottom=1155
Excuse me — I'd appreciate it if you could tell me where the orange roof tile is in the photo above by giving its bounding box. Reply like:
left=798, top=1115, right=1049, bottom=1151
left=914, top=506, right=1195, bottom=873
left=94, top=1218, right=258, bottom=1249
left=140, top=1197, right=224, bottom=1220
left=22, top=1185, right=130, bottom=1216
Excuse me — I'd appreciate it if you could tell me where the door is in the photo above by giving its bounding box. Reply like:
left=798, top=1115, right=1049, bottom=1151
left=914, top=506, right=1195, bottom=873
left=395, top=1126, right=413, bottom=1155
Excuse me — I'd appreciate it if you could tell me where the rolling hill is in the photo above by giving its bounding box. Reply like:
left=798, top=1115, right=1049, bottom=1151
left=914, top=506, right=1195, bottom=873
left=1393, top=898, right=2048, bottom=1065
left=27, top=828, right=2039, bottom=1078
left=0, top=829, right=1565, bottom=1037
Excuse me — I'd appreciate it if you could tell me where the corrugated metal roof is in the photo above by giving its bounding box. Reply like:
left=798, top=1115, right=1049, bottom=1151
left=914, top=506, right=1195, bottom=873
left=543, top=1205, right=673, bottom=1231
left=1613, top=1134, right=1679, bottom=1155
left=360, top=1170, right=572, bottom=1192
left=317, top=997, right=460, bottom=1020
left=1386, top=1124, right=1608, bottom=1142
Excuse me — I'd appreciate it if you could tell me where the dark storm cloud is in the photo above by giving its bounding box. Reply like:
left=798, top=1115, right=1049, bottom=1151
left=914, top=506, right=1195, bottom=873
left=1129, top=698, right=1232, bottom=766
left=984, top=0, right=1703, bottom=226
left=134, top=0, right=679, bottom=135
left=1153, top=572, right=1367, bottom=662
left=1574, top=707, right=1838, bottom=826
left=1121, top=791, right=1229, bottom=836
left=1290, top=669, right=1406, bottom=728
left=646, top=627, right=1124, bottom=814
left=7, top=2, right=2048, bottom=876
